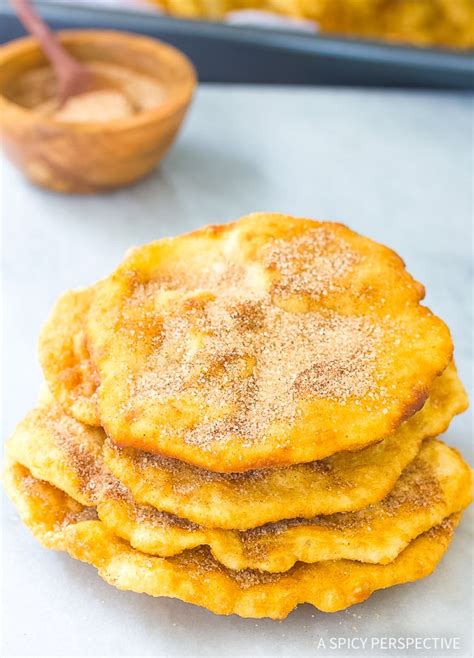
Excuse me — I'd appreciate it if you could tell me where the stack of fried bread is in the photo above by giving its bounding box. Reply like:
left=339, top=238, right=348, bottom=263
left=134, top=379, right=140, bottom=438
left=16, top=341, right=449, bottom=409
left=4, top=213, right=472, bottom=619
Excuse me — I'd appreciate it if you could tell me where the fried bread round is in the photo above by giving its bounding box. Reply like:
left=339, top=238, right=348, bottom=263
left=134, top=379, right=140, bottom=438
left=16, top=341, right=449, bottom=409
left=3, top=461, right=462, bottom=619
left=39, top=287, right=100, bottom=427
left=42, top=214, right=453, bottom=471
left=103, top=362, right=467, bottom=528
left=8, top=362, right=466, bottom=533
left=100, top=440, right=472, bottom=571
left=6, top=400, right=107, bottom=507
left=7, top=409, right=471, bottom=571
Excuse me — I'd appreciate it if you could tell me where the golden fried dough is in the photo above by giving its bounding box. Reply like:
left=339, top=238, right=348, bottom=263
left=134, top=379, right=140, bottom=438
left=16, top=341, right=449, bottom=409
left=7, top=363, right=466, bottom=531
left=5, top=400, right=106, bottom=507
left=291, top=0, right=474, bottom=49
left=39, top=287, right=100, bottom=426
left=5, top=400, right=203, bottom=553
left=3, top=461, right=462, bottom=619
left=102, top=440, right=472, bottom=571
left=8, top=410, right=470, bottom=570
left=152, top=0, right=474, bottom=49
left=103, top=362, right=467, bottom=528
left=42, top=214, right=453, bottom=472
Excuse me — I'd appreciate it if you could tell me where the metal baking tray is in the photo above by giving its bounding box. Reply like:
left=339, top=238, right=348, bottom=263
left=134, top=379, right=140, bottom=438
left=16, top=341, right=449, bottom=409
left=1, top=0, right=472, bottom=88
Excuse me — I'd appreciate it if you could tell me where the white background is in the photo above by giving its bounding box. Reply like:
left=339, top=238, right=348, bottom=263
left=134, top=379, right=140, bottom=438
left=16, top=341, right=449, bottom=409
left=1, top=86, right=473, bottom=657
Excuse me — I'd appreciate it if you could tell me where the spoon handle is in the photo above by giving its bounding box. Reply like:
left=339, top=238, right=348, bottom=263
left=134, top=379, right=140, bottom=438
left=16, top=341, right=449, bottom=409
left=11, top=0, right=91, bottom=104
left=11, top=0, right=79, bottom=73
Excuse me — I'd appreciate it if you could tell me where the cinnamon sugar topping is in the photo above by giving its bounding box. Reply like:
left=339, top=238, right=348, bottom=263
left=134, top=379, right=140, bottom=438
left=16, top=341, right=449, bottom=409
left=262, top=228, right=359, bottom=296
left=44, top=406, right=122, bottom=502
left=240, top=454, right=443, bottom=547
left=127, top=300, right=382, bottom=447
left=174, top=546, right=281, bottom=588
left=121, top=228, right=384, bottom=447
left=44, top=408, right=200, bottom=531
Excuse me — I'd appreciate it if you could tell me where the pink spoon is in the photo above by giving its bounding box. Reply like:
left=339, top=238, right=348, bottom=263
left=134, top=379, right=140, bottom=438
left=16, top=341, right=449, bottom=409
left=11, top=0, right=91, bottom=106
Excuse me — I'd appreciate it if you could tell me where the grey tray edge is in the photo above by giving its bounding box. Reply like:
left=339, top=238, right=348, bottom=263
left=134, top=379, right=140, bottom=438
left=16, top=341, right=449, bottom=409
left=1, top=1, right=473, bottom=87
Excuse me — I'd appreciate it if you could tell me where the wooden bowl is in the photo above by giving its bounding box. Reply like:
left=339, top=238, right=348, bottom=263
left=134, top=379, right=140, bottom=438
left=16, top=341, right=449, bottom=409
left=0, top=30, right=196, bottom=193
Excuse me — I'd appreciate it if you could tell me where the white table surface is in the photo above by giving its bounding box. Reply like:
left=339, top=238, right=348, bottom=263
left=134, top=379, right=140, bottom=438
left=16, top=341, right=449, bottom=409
left=1, top=86, right=472, bottom=658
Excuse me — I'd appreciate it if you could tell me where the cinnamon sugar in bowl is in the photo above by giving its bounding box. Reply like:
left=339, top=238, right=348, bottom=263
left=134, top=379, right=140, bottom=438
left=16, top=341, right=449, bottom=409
left=0, top=30, right=196, bottom=193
